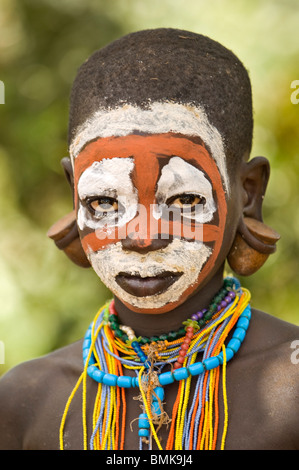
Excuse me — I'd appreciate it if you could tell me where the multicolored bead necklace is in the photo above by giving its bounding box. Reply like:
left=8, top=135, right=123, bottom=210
left=59, top=277, right=251, bottom=450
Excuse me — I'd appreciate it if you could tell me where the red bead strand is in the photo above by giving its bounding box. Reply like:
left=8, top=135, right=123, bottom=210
left=173, top=326, right=195, bottom=369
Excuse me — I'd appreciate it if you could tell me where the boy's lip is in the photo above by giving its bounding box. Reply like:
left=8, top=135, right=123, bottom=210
left=115, top=271, right=182, bottom=297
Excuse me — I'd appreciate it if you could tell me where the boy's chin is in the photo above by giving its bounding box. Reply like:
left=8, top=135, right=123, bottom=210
left=111, top=281, right=191, bottom=314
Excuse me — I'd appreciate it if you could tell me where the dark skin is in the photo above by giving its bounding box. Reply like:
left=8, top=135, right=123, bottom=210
left=0, top=154, right=298, bottom=450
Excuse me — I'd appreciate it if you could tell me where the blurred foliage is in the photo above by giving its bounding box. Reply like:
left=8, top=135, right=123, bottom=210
left=0, top=0, right=298, bottom=374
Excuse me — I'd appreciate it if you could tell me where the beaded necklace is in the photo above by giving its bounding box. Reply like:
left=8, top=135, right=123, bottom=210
left=59, top=277, right=251, bottom=450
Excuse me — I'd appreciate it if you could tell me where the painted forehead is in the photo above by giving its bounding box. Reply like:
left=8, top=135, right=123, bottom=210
left=70, top=101, right=229, bottom=194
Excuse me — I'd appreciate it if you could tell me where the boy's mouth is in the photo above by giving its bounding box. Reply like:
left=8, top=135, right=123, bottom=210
left=115, top=271, right=183, bottom=297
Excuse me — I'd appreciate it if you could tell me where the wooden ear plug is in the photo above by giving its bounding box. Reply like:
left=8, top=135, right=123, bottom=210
left=227, top=217, right=280, bottom=276
left=47, top=210, right=90, bottom=268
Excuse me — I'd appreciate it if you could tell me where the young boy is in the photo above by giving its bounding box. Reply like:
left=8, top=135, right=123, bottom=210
left=0, top=28, right=298, bottom=451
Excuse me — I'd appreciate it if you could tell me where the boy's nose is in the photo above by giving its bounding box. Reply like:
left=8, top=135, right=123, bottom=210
left=121, top=234, right=171, bottom=254
left=120, top=204, right=173, bottom=253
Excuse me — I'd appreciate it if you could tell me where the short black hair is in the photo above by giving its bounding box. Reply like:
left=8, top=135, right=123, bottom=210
left=68, top=28, right=253, bottom=165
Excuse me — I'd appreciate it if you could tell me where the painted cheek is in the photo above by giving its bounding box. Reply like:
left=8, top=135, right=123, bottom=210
left=73, top=182, right=115, bottom=254
left=75, top=157, right=139, bottom=254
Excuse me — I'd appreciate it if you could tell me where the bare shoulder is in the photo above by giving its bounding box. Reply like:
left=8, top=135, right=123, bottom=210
left=243, top=309, right=299, bottom=371
left=240, top=308, right=299, bottom=385
left=0, top=340, right=83, bottom=450
left=245, top=308, right=299, bottom=346
left=253, top=308, right=299, bottom=381
left=229, top=309, right=299, bottom=449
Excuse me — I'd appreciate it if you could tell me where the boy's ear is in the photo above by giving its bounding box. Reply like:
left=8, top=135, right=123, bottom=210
left=61, top=157, right=75, bottom=205
left=227, top=156, right=280, bottom=276
left=47, top=157, right=90, bottom=268
left=241, top=156, right=270, bottom=221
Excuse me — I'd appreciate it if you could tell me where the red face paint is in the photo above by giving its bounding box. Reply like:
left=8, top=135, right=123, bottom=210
left=74, top=133, right=227, bottom=313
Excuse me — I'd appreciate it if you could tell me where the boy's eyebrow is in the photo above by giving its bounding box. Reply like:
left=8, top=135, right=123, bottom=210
left=154, top=153, right=174, bottom=158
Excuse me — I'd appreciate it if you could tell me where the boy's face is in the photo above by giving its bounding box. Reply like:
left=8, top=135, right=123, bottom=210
left=73, top=132, right=230, bottom=314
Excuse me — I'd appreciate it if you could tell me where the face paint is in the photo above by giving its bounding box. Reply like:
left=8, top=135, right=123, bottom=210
left=77, top=157, right=138, bottom=232
left=88, top=239, right=212, bottom=309
left=154, top=156, right=216, bottom=224
left=73, top=133, right=227, bottom=314
left=70, top=102, right=230, bottom=195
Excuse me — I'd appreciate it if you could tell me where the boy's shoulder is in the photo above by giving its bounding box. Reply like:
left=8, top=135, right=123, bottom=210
left=0, top=340, right=84, bottom=450
left=229, top=308, right=299, bottom=448
left=238, top=308, right=299, bottom=381
left=219, top=309, right=299, bottom=449
left=243, top=308, right=299, bottom=355
left=0, top=339, right=83, bottom=388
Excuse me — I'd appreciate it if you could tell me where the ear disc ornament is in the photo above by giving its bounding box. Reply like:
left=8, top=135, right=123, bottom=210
left=227, top=217, right=280, bottom=276
left=47, top=210, right=90, bottom=268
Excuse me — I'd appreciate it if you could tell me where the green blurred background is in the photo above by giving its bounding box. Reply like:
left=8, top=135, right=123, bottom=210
left=0, top=0, right=298, bottom=375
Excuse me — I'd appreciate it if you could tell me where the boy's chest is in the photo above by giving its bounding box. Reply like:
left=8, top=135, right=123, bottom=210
left=28, top=351, right=297, bottom=451
left=55, top=365, right=297, bottom=451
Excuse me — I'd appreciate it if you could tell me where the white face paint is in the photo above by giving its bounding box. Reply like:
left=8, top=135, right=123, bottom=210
left=77, top=153, right=216, bottom=310
left=77, top=157, right=138, bottom=231
left=70, top=101, right=230, bottom=195
left=72, top=101, right=229, bottom=310
left=88, top=239, right=212, bottom=309
left=154, top=156, right=216, bottom=224
left=78, top=156, right=215, bottom=232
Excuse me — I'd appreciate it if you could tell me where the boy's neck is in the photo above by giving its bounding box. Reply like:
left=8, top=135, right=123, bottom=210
left=113, top=266, right=225, bottom=338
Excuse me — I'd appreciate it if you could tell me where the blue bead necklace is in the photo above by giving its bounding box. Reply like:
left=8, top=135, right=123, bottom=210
left=83, top=304, right=251, bottom=388
left=81, top=277, right=252, bottom=450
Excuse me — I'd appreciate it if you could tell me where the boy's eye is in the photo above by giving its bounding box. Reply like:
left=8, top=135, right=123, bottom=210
left=168, top=194, right=206, bottom=209
left=87, top=197, right=119, bottom=215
